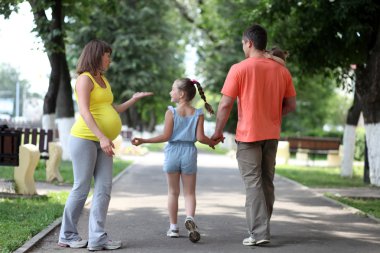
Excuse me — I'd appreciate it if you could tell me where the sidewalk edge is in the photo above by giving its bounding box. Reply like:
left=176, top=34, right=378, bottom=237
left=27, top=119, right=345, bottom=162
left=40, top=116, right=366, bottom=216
left=14, top=161, right=136, bottom=253
left=278, top=175, right=380, bottom=224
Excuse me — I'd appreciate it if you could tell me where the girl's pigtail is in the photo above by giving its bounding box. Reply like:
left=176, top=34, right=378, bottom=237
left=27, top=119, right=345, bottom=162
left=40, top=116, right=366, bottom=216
left=192, top=80, right=215, bottom=115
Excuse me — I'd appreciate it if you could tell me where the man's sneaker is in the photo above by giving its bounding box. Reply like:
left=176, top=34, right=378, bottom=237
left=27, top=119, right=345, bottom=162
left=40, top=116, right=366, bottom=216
left=256, top=239, right=270, bottom=245
left=166, top=229, right=179, bottom=238
left=58, top=238, right=88, bottom=248
left=242, top=236, right=256, bottom=246
left=184, top=218, right=200, bottom=243
left=88, top=240, right=122, bottom=251
left=242, top=237, right=270, bottom=246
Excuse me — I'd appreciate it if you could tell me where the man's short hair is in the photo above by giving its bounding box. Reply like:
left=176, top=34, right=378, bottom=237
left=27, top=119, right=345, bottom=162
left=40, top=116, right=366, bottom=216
left=243, top=24, right=267, bottom=51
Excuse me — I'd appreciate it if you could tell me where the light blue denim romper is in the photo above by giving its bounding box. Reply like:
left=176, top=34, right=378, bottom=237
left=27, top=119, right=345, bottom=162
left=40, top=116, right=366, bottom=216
left=163, top=106, right=203, bottom=174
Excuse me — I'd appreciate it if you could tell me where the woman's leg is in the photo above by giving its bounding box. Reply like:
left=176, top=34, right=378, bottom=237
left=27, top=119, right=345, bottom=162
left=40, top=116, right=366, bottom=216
left=182, top=173, right=197, bottom=217
left=166, top=172, right=181, bottom=224
left=59, top=137, right=96, bottom=243
left=88, top=142, right=113, bottom=247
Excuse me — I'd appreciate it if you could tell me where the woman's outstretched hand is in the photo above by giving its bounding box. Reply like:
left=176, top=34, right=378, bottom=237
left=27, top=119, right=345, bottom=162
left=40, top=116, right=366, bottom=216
left=132, top=92, right=154, bottom=101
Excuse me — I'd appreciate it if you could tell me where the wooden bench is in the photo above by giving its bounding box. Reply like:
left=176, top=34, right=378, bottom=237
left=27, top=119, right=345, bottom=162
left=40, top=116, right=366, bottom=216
left=0, top=127, right=62, bottom=194
left=0, top=128, right=21, bottom=166
left=0, top=128, right=54, bottom=166
left=281, top=136, right=342, bottom=166
left=281, top=136, right=341, bottom=155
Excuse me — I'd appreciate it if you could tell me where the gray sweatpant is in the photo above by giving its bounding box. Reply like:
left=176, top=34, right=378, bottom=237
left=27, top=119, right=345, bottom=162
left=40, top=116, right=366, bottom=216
left=236, top=139, right=278, bottom=241
left=59, top=136, right=113, bottom=247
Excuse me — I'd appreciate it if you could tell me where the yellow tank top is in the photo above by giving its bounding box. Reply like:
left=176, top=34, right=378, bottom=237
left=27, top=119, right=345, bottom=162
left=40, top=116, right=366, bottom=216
left=70, top=72, right=122, bottom=141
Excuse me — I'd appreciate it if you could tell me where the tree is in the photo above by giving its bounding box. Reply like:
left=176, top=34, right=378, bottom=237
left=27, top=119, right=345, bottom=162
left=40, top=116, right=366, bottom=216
left=252, top=0, right=380, bottom=186
left=1, top=0, right=94, bottom=160
left=174, top=0, right=342, bottom=134
left=66, top=0, right=188, bottom=131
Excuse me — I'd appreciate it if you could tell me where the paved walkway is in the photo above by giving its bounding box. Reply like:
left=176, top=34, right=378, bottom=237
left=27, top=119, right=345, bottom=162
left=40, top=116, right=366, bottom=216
left=24, top=152, right=380, bottom=253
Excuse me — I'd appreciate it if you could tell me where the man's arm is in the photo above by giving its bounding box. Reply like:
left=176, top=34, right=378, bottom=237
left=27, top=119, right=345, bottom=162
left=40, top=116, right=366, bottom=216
left=212, top=95, right=235, bottom=141
left=282, top=96, right=296, bottom=116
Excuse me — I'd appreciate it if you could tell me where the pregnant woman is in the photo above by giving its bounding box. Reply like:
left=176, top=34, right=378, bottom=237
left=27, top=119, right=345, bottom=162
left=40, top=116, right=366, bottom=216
left=58, top=39, right=152, bottom=251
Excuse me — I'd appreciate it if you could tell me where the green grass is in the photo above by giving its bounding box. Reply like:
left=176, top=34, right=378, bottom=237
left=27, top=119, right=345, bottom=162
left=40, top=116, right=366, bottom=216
left=276, top=163, right=380, bottom=220
left=0, top=159, right=131, bottom=184
left=0, top=159, right=131, bottom=253
left=275, top=164, right=366, bottom=188
left=0, top=191, right=68, bottom=253
left=327, top=195, right=380, bottom=219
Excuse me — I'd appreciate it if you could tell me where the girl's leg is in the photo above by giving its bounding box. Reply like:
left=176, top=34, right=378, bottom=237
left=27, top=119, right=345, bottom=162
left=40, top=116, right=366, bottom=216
left=59, top=137, right=96, bottom=243
left=182, top=173, right=200, bottom=243
left=181, top=173, right=197, bottom=217
left=88, top=142, right=113, bottom=247
left=166, top=172, right=181, bottom=224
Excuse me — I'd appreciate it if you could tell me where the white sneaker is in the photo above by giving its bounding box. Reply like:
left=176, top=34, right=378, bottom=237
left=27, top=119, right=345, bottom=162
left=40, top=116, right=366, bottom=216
left=58, top=238, right=88, bottom=248
left=256, top=239, right=270, bottom=245
left=184, top=218, right=200, bottom=243
left=242, top=237, right=270, bottom=246
left=242, top=236, right=256, bottom=246
left=88, top=240, right=122, bottom=251
left=166, top=229, right=179, bottom=238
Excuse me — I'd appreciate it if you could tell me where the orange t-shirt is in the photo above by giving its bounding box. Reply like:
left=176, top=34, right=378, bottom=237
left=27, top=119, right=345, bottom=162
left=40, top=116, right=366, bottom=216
left=221, top=57, right=296, bottom=142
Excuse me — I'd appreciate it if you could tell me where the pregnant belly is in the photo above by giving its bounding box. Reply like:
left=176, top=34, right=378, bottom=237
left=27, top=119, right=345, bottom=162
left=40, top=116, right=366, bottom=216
left=95, top=107, right=122, bottom=140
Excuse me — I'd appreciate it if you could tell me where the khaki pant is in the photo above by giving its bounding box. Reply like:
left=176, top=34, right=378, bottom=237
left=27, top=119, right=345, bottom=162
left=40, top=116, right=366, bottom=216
left=236, top=139, right=278, bottom=241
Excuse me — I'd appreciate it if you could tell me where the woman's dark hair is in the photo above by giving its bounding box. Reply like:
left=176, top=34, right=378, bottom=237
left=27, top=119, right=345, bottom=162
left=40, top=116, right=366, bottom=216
left=76, top=39, right=112, bottom=75
left=174, top=78, right=214, bottom=115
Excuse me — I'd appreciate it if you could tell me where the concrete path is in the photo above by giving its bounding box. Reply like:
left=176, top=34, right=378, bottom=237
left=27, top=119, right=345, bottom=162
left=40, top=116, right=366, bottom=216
left=27, top=152, right=380, bottom=253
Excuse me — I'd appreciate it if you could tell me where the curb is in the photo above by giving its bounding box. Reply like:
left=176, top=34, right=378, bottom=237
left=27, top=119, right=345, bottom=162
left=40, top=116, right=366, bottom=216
left=14, top=161, right=135, bottom=253
left=278, top=175, right=380, bottom=224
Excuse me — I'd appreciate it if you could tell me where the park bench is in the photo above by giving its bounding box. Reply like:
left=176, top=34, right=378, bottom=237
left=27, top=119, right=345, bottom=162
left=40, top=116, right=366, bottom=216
left=0, top=126, right=62, bottom=195
left=279, top=136, right=342, bottom=166
left=0, top=127, right=54, bottom=166
left=282, top=136, right=341, bottom=155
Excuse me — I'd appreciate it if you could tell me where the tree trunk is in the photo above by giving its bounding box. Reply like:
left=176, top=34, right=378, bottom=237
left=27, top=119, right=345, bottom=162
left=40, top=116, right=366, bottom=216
left=56, top=54, right=74, bottom=118
left=356, top=22, right=380, bottom=186
left=29, top=0, right=74, bottom=160
left=341, top=92, right=361, bottom=177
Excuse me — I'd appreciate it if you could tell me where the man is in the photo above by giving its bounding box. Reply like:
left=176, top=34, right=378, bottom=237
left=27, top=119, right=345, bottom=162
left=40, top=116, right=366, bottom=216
left=211, top=24, right=296, bottom=246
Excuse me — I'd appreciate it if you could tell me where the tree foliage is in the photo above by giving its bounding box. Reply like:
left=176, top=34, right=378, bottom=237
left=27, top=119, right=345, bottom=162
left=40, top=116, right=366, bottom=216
left=66, top=0, right=188, bottom=131
left=175, top=0, right=346, bottom=135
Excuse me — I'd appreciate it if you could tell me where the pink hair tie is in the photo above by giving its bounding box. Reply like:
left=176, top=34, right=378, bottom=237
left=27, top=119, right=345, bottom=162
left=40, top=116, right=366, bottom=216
left=191, top=79, right=198, bottom=84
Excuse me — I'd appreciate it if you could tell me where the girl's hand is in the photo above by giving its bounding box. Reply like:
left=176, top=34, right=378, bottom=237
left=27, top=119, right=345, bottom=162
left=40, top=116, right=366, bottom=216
left=132, top=92, right=154, bottom=101
left=99, top=136, right=115, bottom=156
left=208, top=138, right=220, bottom=149
left=131, top=137, right=144, bottom=146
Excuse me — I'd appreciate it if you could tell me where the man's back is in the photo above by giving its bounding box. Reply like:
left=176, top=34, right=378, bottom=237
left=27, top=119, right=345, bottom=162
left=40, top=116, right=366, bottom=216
left=221, top=57, right=295, bottom=142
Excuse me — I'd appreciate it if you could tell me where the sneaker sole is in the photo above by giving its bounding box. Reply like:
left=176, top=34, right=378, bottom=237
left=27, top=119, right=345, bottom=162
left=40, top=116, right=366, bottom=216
left=88, top=245, right=121, bottom=251
left=185, top=220, right=200, bottom=243
left=167, top=233, right=180, bottom=238
left=242, top=241, right=255, bottom=246
left=255, top=239, right=270, bottom=245
left=58, top=242, right=87, bottom=248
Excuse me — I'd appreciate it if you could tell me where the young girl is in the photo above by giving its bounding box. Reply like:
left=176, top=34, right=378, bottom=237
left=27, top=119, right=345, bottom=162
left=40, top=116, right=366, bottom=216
left=132, top=78, right=217, bottom=243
